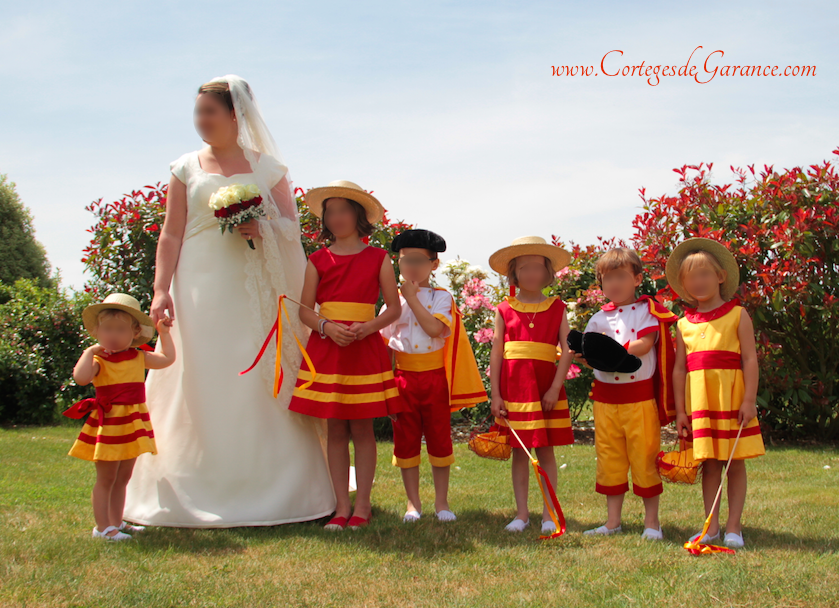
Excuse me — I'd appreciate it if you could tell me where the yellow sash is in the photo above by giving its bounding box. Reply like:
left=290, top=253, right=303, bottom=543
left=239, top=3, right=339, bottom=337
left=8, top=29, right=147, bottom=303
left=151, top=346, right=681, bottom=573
left=395, top=349, right=445, bottom=372
left=319, top=301, right=376, bottom=322
left=503, top=341, right=559, bottom=362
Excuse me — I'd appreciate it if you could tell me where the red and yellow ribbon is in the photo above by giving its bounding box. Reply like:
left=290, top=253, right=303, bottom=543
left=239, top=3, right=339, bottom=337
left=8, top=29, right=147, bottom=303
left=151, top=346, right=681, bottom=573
left=240, top=295, right=317, bottom=396
left=502, top=419, right=567, bottom=540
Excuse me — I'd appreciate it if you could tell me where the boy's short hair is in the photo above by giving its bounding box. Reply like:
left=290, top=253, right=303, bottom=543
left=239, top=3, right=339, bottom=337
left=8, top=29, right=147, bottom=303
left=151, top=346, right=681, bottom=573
left=506, top=256, right=556, bottom=289
left=595, top=248, right=644, bottom=285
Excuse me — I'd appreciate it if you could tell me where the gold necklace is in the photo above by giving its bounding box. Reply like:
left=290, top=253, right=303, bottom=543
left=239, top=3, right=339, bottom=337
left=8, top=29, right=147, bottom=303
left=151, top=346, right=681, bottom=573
left=525, top=312, right=537, bottom=329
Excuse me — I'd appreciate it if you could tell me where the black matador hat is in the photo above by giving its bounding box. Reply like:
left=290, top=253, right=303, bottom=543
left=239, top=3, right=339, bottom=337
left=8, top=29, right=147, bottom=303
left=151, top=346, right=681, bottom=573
left=391, top=229, right=447, bottom=254
left=567, top=329, right=642, bottom=374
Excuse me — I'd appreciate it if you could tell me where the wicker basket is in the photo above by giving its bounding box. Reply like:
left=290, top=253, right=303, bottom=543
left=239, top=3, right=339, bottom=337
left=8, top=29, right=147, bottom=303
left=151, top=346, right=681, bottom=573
left=657, top=437, right=703, bottom=485
left=468, top=422, right=512, bottom=461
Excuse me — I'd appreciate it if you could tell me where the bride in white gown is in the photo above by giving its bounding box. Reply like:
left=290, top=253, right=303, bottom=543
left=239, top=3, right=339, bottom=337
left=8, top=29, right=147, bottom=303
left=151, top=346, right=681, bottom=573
left=124, top=75, right=336, bottom=527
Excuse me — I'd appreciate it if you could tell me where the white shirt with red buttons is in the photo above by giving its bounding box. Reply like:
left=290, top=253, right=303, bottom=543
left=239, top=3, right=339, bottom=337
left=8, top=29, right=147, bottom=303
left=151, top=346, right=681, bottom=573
left=584, top=301, right=660, bottom=384
left=380, top=287, right=453, bottom=354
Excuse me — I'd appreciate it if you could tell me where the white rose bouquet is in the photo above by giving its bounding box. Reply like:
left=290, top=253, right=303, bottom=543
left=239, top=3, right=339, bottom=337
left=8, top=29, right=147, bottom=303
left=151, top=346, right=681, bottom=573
left=208, top=184, right=265, bottom=249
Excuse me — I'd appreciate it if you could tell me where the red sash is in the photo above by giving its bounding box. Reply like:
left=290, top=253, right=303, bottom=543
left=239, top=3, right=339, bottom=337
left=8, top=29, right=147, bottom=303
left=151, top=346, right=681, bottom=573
left=62, top=382, right=146, bottom=420
left=686, top=350, right=741, bottom=371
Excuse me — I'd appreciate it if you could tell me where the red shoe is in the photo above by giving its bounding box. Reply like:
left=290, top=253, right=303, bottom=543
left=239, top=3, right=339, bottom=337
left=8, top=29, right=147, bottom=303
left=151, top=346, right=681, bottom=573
left=324, top=516, right=348, bottom=531
left=348, top=515, right=371, bottom=530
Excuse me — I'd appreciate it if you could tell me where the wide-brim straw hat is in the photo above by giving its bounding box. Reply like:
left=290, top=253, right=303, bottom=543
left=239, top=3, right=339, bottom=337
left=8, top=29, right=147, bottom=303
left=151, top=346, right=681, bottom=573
left=304, top=180, right=385, bottom=224
left=665, top=237, right=740, bottom=303
left=82, top=293, right=155, bottom=347
left=489, top=236, right=571, bottom=275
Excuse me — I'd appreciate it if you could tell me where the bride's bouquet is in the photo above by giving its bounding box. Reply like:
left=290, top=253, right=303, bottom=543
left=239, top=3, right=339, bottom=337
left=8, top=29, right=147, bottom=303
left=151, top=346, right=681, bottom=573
left=209, top=184, right=265, bottom=249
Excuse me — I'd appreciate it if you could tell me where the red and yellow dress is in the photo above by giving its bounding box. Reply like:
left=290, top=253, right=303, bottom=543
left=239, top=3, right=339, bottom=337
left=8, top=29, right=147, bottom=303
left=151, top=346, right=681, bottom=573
left=66, top=349, right=157, bottom=462
left=288, top=246, right=405, bottom=420
left=678, top=299, right=765, bottom=461
left=495, top=296, right=574, bottom=448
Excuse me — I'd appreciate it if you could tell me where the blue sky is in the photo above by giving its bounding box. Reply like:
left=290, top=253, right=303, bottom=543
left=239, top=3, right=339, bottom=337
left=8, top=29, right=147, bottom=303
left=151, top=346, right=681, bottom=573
left=1, top=0, right=836, bottom=290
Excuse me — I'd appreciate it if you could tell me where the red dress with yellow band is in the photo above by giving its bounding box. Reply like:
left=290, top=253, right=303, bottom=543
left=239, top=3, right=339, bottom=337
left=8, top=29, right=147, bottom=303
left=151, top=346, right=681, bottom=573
left=66, top=349, right=157, bottom=462
left=495, top=296, right=574, bottom=448
left=288, top=246, right=405, bottom=420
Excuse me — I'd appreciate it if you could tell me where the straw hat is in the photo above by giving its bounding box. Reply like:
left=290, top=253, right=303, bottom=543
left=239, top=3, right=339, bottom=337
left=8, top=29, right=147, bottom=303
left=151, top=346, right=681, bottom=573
left=304, top=180, right=385, bottom=224
left=489, top=236, right=571, bottom=275
left=82, top=293, right=155, bottom=347
left=665, top=238, right=740, bottom=303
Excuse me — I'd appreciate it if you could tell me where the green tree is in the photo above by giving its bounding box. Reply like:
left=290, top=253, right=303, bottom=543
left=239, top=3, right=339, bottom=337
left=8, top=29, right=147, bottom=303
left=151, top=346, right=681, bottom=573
left=0, top=174, right=51, bottom=287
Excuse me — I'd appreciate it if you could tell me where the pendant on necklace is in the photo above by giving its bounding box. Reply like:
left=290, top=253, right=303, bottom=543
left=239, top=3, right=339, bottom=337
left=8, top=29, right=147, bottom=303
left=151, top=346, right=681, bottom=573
left=529, top=322, right=535, bottom=328
left=700, top=332, right=706, bottom=339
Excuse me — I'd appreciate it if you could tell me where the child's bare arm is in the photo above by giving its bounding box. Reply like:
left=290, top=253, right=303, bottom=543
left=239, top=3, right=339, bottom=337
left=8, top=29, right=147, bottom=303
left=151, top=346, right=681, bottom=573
left=543, top=309, right=573, bottom=411
left=673, top=326, right=690, bottom=437
left=627, top=332, right=657, bottom=356
left=490, top=311, right=506, bottom=417
left=73, top=345, right=105, bottom=386
left=737, top=309, right=759, bottom=425
left=144, top=319, right=177, bottom=370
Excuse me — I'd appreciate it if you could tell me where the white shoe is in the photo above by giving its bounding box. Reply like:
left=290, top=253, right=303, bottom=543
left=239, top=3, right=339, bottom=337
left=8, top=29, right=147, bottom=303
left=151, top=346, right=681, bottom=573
left=583, top=524, right=622, bottom=536
left=541, top=520, right=557, bottom=534
left=689, top=530, right=720, bottom=544
left=724, top=532, right=745, bottom=548
left=641, top=527, right=664, bottom=540
left=119, top=521, right=146, bottom=534
left=436, top=510, right=457, bottom=522
left=504, top=518, right=530, bottom=532
left=92, top=526, right=132, bottom=541
left=403, top=510, right=421, bottom=523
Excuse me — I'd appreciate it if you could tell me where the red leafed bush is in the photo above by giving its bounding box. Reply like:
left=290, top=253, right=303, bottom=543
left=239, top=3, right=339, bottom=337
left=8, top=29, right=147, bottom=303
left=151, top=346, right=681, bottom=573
left=632, top=150, right=839, bottom=439
left=82, top=184, right=167, bottom=311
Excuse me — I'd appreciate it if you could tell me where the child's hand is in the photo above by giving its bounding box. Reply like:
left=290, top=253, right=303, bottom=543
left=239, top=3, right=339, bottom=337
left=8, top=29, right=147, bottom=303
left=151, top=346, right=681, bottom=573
left=491, top=395, right=507, bottom=418
left=738, top=401, right=757, bottom=426
left=325, top=322, right=356, bottom=347
left=572, top=352, right=592, bottom=370
left=400, top=279, right=419, bottom=300
left=156, top=317, right=173, bottom=335
left=675, top=412, right=692, bottom=438
left=88, top=343, right=108, bottom=356
left=541, top=386, right=560, bottom=412
left=347, top=322, right=375, bottom=341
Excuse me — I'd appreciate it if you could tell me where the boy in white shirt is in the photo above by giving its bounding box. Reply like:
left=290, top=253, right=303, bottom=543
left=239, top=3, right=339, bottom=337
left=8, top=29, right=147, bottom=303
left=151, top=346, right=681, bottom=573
left=576, top=248, right=677, bottom=540
left=380, top=229, right=485, bottom=523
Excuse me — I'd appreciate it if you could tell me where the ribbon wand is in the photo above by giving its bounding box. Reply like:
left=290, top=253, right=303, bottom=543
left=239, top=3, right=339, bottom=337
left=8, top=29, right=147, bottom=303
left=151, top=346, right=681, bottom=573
left=501, top=418, right=567, bottom=540
left=684, top=420, right=746, bottom=555
left=239, top=295, right=321, bottom=397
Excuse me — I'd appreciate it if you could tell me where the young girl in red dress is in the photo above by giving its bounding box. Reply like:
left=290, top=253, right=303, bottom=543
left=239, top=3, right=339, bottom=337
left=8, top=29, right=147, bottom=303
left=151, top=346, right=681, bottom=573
left=488, top=237, right=575, bottom=535
left=288, top=180, right=404, bottom=530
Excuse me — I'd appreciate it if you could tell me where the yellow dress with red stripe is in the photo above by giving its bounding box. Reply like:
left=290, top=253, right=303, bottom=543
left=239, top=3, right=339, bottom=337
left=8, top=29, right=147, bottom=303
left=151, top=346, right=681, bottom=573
left=66, top=349, right=157, bottom=462
left=495, top=296, right=573, bottom=448
left=288, top=246, right=405, bottom=420
left=678, top=299, right=765, bottom=461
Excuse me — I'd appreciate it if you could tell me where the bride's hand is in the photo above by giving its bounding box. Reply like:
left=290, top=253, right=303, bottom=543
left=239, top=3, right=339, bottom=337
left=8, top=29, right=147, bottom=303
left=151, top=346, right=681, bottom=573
left=150, top=291, right=175, bottom=324
left=236, top=220, right=261, bottom=241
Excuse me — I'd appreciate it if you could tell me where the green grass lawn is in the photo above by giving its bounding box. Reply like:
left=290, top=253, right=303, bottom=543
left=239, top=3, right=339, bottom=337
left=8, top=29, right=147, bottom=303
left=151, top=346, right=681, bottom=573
left=1, top=426, right=838, bottom=607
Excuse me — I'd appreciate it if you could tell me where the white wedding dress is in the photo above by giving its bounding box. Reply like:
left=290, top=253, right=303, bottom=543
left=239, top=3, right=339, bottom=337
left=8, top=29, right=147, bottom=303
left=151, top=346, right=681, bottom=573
left=124, top=150, right=336, bottom=527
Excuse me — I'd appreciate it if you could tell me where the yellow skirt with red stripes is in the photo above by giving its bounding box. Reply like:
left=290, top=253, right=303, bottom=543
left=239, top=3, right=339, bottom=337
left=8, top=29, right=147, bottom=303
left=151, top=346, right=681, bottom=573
left=686, top=368, right=765, bottom=461
left=68, top=402, right=157, bottom=462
